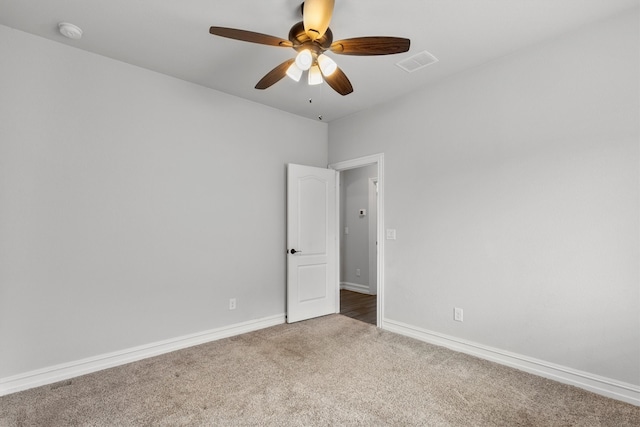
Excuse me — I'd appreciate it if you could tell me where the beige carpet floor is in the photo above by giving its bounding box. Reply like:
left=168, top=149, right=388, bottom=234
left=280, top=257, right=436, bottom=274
left=1, top=314, right=638, bottom=426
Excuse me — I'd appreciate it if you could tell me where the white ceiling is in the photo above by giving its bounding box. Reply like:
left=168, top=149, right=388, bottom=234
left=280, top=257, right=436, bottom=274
left=1, top=0, right=638, bottom=122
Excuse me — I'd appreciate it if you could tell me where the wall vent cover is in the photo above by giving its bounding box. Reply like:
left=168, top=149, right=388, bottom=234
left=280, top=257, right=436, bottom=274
left=396, top=50, right=438, bottom=73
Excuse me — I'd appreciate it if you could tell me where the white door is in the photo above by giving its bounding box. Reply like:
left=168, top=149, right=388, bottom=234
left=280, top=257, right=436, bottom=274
left=287, top=164, right=337, bottom=323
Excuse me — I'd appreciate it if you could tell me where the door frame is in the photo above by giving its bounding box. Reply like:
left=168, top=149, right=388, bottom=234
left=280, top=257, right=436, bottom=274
left=368, top=177, right=378, bottom=296
left=329, top=153, right=385, bottom=327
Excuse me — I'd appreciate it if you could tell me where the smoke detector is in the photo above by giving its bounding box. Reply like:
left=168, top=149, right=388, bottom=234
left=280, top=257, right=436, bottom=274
left=58, top=22, right=83, bottom=40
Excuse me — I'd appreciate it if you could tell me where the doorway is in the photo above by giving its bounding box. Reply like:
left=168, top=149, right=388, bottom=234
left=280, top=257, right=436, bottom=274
left=329, top=154, right=384, bottom=327
left=338, top=165, right=377, bottom=325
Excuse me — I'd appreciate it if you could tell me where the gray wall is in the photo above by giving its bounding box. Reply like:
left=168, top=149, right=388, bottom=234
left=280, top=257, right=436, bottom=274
left=329, top=11, right=639, bottom=386
left=340, top=165, right=377, bottom=293
left=0, top=26, right=327, bottom=378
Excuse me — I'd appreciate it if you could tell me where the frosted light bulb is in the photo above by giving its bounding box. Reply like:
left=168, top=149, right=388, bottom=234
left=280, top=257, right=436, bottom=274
left=286, top=62, right=303, bottom=82
left=317, top=54, right=337, bottom=76
left=295, top=50, right=313, bottom=71
left=308, top=65, right=323, bottom=85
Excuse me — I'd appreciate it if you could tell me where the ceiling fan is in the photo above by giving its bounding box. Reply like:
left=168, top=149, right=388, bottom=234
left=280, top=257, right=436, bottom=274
left=209, top=0, right=410, bottom=96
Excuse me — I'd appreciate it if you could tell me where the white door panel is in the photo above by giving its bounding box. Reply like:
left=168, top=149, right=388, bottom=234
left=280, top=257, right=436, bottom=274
left=287, top=164, right=337, bottom=323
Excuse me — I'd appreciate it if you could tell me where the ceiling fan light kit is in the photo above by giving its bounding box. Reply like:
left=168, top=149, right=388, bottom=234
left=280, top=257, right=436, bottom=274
left=209, top=0, right=410, bottom=96
left=286, top=51, right=336, bottom=84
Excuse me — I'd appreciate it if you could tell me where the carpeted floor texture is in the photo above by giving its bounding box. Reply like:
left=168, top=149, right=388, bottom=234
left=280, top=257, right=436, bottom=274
left=1, top=314, right=638, bottom=426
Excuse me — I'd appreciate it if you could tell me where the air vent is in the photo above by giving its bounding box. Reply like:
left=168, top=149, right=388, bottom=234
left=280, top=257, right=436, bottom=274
left=396, top=50, right=438, bottom=73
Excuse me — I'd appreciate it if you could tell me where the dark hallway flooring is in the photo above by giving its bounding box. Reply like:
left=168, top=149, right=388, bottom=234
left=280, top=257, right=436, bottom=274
left=339, top=289, right=377, bottom=325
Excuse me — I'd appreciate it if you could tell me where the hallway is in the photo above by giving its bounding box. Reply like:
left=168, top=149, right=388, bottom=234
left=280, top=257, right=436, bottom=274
left=339, top=290, right=376, bottom=325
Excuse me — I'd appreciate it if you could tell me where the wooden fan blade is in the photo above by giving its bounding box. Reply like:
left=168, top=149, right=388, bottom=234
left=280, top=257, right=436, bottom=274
left=330, top=37, right=410, bottom=56
left=324, top=67, right=353, bottom=96
left=209, top=27, right=293, bottom=48
left=255, top=59, right=296, bottom=90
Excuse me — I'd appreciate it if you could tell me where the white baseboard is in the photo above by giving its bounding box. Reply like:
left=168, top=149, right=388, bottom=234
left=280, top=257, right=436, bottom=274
left=382, top=318, right=639, bottom=407
left=0, top=314, right=285, bottom=397
left=340, top=282, right=375, bottom=295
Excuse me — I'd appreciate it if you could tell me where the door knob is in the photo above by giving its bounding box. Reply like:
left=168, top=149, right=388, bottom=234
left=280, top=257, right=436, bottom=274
left=290, top=249, right=302, bottom=254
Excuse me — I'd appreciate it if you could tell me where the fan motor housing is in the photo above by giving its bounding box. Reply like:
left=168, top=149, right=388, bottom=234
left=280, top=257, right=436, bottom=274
left=288, top=21, right=333, bottom=53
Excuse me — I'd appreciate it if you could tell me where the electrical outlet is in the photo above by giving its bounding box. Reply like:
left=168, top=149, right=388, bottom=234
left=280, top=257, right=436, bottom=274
left=229, top=298, right=237, bottom=310
left=356, top=268, right=361, bottom=277
left=454, top=307, right=463, bottom=322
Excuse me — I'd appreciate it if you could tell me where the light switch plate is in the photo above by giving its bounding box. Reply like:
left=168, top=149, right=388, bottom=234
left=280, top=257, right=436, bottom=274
left=386, top=229, right=396, bottom=240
